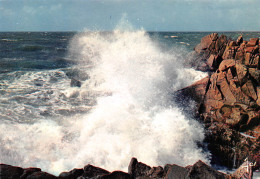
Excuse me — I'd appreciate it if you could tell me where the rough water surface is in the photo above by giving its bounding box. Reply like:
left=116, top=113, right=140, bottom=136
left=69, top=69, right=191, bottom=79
left=1, top=30, right=259, bottom=175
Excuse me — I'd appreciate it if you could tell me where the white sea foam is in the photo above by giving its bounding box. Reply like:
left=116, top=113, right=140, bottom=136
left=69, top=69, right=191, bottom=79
left=0, top=29, right=209, bottom=175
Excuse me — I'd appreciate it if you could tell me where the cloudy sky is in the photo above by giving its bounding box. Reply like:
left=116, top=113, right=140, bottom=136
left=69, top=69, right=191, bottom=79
left=0, top=0, right=259, bottom=31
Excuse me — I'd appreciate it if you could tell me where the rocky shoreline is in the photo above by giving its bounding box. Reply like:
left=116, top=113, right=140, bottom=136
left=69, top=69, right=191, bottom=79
left=0, top=157, right=253, bottom=178
left=1, top=33, right=259, bottom=178
left=177, top=33, right=260, bottom=172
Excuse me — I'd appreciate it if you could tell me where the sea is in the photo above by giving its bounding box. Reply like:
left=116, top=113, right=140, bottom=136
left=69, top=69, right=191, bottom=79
left=0, top=30, right=260, bottom=175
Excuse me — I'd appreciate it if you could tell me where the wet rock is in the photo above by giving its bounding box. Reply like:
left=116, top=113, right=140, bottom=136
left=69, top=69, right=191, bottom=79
left=70, top=78, right=81, bottom=87
left=0, top=159, right=234, bottom=179
left=186, top=160, right=227, bottom=179
left=128, top=157, right=151, bottom=178
left=65, top=68, right=89, bottom=81
left=176, top=76, right=209, bottom=105
left=164, top=164, right=189, bottom=179
left=0, top=164, right=24, bottom=179
left=147, top=166, right=164, bottom=178
left=197, top=62, right=210, bottom=72
left=26, top=171, right=57, bottom=179
left=59, top=168, right=84, bottom=179
left=206, top=124, right=240, bottom=167
left=20, top=168, right=42, bottom=179
left=82, top=164, right=110, bottom=178
left=99, top=171, right=132, bottom=179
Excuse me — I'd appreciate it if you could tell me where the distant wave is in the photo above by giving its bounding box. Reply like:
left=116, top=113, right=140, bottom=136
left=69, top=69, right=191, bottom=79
left=1, top=39, right=17, bottom=42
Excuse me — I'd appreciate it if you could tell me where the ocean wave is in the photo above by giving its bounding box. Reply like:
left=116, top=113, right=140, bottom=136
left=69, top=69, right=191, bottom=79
left=0, top=29, right=209, bottom=175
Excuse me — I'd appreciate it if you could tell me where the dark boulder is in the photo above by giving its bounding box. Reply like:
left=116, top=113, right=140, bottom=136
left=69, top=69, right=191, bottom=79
left=59, top=168, right=84, bottom=179
left=175, top=76, right=209, bottom=105
left=0, top=164, right=24, bottom=179
left=147, top=166, right=164, bottom=178
left=20, top=168, right=42, bottom=179
left=164, top=164, right=189, bottom=179
left=186, top=160, right=227, bottom=179
left=99, top=171, right=132, bottom=179
left=26, top=171, right=57, bottom=179
left=70, top=78, right=81, bottom=87
left=128, top=158, right=151, bottom=178
left=82, top=164, right=110, bottom=178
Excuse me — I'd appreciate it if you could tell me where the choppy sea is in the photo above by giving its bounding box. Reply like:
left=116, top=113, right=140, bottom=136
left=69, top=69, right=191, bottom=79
left=0, top=31, right=259, bottom=175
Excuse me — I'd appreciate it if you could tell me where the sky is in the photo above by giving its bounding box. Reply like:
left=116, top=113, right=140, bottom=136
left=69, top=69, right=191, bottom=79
left=0, top=0, right=260, bottom=32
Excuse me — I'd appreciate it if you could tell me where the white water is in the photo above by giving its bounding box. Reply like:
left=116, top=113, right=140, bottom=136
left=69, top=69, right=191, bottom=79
left=0, top=29, right=209, bottom=175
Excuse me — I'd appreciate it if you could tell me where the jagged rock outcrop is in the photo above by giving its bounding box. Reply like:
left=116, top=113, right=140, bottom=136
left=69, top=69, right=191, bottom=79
left=178, top=33, right=260, bottom=170
left=194, top=33, right=228, bottom=72
left=1, top=158, right=233, bottom=179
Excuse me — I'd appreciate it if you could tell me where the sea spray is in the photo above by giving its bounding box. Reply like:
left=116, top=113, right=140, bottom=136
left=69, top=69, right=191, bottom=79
left=0, top=29, right=209, bottom=175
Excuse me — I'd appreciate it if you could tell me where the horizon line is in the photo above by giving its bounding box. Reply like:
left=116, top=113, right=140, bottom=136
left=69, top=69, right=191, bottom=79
left=0, top=30, right=260, bottom=33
